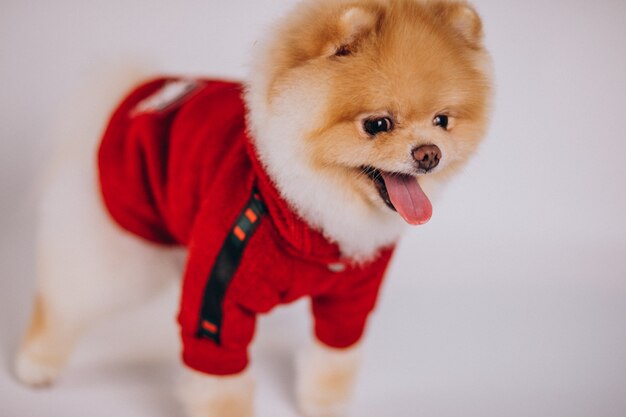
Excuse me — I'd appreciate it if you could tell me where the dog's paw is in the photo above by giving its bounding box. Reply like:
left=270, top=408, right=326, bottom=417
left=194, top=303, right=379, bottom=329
left=177, top=368, right=255, bottom=417
left=14, top=350, right=62, bottom=388
left=296, top=343, right=362, bottom=417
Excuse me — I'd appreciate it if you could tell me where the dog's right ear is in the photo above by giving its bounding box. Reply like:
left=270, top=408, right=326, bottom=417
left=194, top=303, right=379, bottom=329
left=430, top=1, right=484, bottom=48
left=325, top=6, right=380, bottom=57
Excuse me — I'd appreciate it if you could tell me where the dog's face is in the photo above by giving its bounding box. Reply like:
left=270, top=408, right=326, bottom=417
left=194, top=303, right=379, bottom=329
left=250, top=0, right=492, bottom=231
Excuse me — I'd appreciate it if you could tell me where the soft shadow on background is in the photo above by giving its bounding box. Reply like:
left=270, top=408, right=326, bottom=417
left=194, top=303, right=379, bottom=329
left=1, top=1, right=625, bottom=416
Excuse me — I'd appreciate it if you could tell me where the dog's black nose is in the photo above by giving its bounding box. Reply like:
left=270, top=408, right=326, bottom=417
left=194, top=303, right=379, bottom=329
left=412, top=145, right=441, bottom=172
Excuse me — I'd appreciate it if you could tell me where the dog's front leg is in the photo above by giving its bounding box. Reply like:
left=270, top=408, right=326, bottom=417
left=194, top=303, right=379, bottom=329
left=178, top=368, right=255, bottom=417
left=296, top=264, right=387, bottom=417
left=296, top=341, right=362, bottom=417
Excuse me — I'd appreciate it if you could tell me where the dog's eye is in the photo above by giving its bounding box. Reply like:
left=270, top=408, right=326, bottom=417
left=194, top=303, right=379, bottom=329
left=363, top=117, right=393, bottom=136
left=334, top=44, right=352, bottom=57
left=433, top=115, right=449, bottom=130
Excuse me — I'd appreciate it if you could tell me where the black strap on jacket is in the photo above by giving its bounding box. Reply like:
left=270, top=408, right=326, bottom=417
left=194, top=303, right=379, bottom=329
left=196, top=189, right=267, bottom=344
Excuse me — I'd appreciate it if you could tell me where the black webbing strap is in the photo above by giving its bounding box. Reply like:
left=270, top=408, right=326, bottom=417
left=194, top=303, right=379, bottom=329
left=196, top=189, right=267, bottom=344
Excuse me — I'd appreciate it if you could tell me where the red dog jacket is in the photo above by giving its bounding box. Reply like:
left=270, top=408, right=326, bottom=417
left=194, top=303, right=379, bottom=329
left=98, top=78, right=395, bottom=375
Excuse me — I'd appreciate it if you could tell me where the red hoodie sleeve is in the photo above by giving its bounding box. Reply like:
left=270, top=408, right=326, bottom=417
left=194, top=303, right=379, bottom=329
left=311, top=248, right=394, bottom=348
left=177, top=197, right=260, bottom=376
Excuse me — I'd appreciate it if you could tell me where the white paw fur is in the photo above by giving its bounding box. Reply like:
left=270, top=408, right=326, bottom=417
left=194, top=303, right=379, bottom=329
left=177, top=368, right=255, bottom=417
left=296, top=342, right=362, bottom=417
left=14, top=349, right=64, bottom=388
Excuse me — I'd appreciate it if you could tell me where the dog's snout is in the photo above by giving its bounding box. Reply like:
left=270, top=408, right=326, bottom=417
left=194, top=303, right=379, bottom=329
left=412, top=145, right=441, bottom=172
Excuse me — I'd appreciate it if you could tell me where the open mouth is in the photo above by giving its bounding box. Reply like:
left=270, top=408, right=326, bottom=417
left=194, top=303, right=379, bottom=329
left=362, top=166, right=433, bottom=225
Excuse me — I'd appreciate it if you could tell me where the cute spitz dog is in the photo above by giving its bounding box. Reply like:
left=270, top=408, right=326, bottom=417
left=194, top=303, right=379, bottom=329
left=15, top=0, right=492, bottom=416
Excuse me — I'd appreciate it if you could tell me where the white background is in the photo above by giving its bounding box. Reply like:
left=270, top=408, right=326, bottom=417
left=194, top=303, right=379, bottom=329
left=1, top=1, right=625, bottom=416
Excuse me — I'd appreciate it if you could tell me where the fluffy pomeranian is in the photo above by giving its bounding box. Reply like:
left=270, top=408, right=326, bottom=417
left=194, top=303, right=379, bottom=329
left=15, top=0, right=492, bottom=416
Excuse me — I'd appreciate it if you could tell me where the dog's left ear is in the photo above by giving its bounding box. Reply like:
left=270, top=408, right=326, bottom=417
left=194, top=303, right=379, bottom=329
left=326, top=6, right=380, bottom=57
left=432, top=1, right=484, bottom=48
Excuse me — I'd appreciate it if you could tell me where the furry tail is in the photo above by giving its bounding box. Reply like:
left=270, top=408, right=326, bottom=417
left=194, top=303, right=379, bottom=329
left=45, top=63, right=155, bottom=166
left=15, top=61, right=168, bottom=388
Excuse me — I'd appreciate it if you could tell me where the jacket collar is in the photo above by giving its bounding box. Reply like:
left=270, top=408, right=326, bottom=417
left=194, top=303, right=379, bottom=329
left=244, top=138, right=344, bottom=263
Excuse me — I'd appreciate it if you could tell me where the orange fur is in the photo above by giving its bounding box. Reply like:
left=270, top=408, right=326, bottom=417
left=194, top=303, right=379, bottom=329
left=259, top=0, right=492, bottom=213
left=23, top=295, right=47, bottom=349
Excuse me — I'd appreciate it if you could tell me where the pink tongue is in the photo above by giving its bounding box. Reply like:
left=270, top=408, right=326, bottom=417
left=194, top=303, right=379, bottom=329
left=381, top=173, right=432, bottom=225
